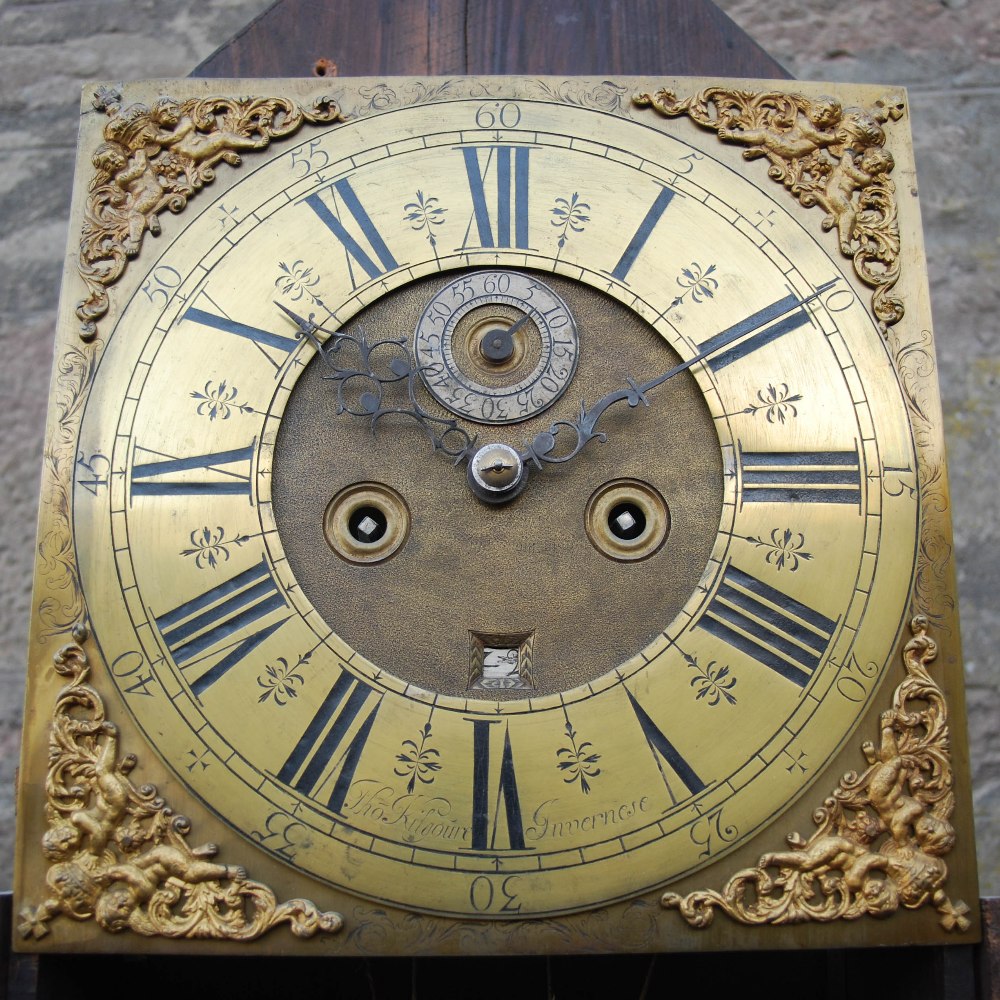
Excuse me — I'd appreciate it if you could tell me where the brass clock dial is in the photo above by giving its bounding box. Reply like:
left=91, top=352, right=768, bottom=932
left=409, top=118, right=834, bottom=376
left=17, top=77, right=977, bottom=952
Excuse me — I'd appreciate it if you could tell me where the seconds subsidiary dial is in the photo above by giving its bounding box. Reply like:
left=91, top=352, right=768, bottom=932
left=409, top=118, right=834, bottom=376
left=413, top=270, right=579, bottom=423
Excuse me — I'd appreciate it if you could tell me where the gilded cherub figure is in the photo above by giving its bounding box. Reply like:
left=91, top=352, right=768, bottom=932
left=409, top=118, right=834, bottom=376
left=150, top=96, right=274, bottom=195
left=22, top=638, right=344, bottom=942
left=814, top=147, right=894, bottom=255
left=91, top=142, right=167, bottom=256
left=862, top=708, right=928, bottom=845
left=42, top=720, right=137, bottom=861
left=758, top=810, right=886, bottom=896
left=94, top=839, right=246, bottom=934
left=717, top=95, right=843, bottom=165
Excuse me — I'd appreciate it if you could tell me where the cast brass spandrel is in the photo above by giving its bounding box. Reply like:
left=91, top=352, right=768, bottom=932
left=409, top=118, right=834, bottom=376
left=663, top=615, right=970, bottom=931
left=634, top=86, right=905, bottom=332
left=77, top=85, right=342, bottom=340
left=18, top=625, right=343, bottom=943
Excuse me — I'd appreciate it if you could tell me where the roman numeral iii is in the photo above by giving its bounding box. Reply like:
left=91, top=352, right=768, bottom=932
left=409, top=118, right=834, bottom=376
left=740, top=448, right=862, bottom=505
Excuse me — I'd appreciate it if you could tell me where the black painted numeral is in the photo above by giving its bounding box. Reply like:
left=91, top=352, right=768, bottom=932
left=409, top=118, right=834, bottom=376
left=469, top=720, right=526, bottom=851
left=183, top=305, right=298, bottom=357
left=625, top=689, right=705, bottom=804
left=698, top=292, right=813, bottom=371
left=741, top=448, right=862, bottom=505
left=697, top=565, right=837, bottom=687
left=277, top=671, right=380, bottom=813
left=154, top=557, right=288, bottom=696
left=131, top=442, right=254, bottom=500
left=460, top=146, right=531, bottom=250
left=305, top=177, right=399, bottom=286
left=608, top=186, right=675, bottom=283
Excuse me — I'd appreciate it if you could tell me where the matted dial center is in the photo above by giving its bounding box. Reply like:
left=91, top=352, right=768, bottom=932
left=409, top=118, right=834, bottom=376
left=272, top=271, right=723, bottom=699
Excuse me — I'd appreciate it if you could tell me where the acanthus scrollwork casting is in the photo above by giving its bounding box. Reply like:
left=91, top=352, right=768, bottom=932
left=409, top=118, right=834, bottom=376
left=77, top=86, right=343, bottom=340
left=663, top=616, right=971, bottom=932
left=18, top=626, right=343, bottom=942
left=634, top=87, right=906, bottom=332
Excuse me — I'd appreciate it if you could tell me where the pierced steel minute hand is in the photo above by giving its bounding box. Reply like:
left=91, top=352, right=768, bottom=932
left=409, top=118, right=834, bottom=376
left=274, top=301, right=478, bottom=463
left=520, top=281, right=837, bottom=470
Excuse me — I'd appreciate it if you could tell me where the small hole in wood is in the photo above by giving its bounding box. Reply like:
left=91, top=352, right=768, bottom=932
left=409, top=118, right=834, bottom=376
left=313, top=58, right=338, bottom=77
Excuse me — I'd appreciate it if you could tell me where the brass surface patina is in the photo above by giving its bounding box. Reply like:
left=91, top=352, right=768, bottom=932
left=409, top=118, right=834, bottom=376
left=19, top=626, right=343, bottom=942
left=15, top=76, right=978, bottom=954
left=663, top=616, right=970, bottom=931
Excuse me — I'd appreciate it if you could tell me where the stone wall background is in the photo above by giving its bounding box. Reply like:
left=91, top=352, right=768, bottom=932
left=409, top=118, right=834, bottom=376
left=0, top=0, right=996, bottom=898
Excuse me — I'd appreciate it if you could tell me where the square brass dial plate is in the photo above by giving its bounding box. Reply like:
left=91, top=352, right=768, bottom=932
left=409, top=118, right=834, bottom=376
left=13, top=75, right=979, bottom=955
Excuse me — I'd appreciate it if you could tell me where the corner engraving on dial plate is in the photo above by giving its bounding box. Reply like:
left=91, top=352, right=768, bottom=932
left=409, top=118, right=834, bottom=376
left=77, top=87, right=344, bottom=340
left=662, top=616, right=971, bottom=933
left=18, top=625, right=344, bottom=943
left=634, top=87, right=905, bottom=333
left=469, top=631, right=535, bottom=690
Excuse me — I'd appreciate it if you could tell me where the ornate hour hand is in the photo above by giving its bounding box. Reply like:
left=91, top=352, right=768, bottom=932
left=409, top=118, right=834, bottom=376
left=274, top=302, right=477, bottom=463
left=520, top=281, right=838, bottom=472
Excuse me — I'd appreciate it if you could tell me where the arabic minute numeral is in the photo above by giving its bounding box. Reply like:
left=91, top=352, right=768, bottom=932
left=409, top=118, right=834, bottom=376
left=474, top=103, right=521, bottom=128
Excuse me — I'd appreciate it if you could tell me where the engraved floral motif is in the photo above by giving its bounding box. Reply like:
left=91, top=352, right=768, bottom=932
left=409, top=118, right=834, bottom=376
left=403, top=191, right=448, bottom=250
left=743, top=383, right=803, bottom=424
left=745, top=527, right=813, bottom=572
left=634, top=87, right=905, bottom=331
left=550, top=192, right=591, bottom=249
left=357, top=82, right=398, bottom=113
left=556, top=720, right=602, bottom=793
left=893, top=331, right=951, bottom=630
left=77, top=87, right=342, bottom=340
left=274, top=259, right=326, bottom=307
left=533, top=79, right=630, bottom=113
left=38, top=345, right=98, bottom=638
left=670, top=262, right=717, bottom=307
left=180, top=526, right=251, bottom=569
left=19, top=628, right=342, bottom=941
left=579, top=80, right=631, bottom=113
left=393, top=722, right=443, bottom=794
left=684, top=653, right=737, bottom=707
left=190, top=380, right=255, bottom=420
left=664, top=616, right=970, bottom=932
left=257, top=650, right=313, bottom=707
